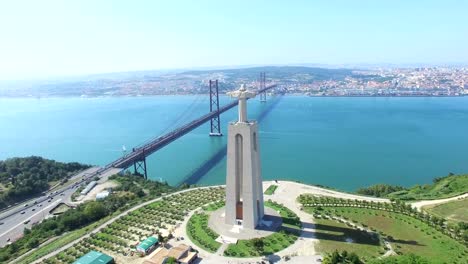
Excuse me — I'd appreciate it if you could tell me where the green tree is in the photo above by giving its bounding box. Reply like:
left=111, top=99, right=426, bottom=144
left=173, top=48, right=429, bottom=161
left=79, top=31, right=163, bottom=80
left=84, top=201, right=107, bottom=221
left=252, top=238, right=264, bottom=253
left=26, top=238, right=39, bottom=249
left=166, top=257, right=177, bottom=264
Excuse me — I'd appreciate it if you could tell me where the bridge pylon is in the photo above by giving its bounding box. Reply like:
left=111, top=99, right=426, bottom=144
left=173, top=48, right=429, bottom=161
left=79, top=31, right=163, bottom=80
left=259, top=72, right=267, bottom=102
left=133, top=151, right=148, bottom=179
left=133, top=158, right=147, bottom=179
left=209, top=80, right=222, bottom=136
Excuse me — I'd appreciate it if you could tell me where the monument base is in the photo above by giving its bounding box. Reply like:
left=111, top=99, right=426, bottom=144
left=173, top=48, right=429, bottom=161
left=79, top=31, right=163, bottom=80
left=208, top=207, right=282, bottom=240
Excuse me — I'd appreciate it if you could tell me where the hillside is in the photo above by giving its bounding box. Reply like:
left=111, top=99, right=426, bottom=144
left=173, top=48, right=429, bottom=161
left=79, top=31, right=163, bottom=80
left=0, top=156, right=90, bottom=209
left=182, top=66, right=354, bottom=81
left=387, top=174, right=468, bottom=201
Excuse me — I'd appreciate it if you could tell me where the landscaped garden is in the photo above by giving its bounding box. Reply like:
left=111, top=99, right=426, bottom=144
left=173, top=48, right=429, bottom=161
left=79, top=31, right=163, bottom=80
left=264, top=184, right=278, bottom=195
left=186, top=213, right=221, bottom=252
left=223, top=200, right=301, bottom=257
left=299, top=194, right=468, bottom=263
left=312, top=217, right=383, bottom=261
left=39, top=186, right=225, bottom=264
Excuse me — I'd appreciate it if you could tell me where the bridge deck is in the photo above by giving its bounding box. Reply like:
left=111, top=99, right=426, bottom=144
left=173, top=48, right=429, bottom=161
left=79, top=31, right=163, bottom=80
left=111, top=84, right=277, bottom=170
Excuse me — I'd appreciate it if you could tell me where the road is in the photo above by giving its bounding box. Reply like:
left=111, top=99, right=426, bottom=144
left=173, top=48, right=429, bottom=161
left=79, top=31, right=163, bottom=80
left=410, top=193, right=468, bottom=211
left=0, top=167, right=122, bottom=248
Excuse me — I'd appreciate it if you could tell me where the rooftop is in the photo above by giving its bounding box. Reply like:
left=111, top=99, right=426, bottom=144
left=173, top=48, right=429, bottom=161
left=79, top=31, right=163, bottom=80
left=73, top=250, right=113, bottom=264
left=137, top=236, right=159, bottom=251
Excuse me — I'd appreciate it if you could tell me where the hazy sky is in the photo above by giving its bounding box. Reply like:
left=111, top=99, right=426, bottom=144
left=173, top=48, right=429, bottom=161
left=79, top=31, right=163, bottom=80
left=0, top=0, right=467, bottom=80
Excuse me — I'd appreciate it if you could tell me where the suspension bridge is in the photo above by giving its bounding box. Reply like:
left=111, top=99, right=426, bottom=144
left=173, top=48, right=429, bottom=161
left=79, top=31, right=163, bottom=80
left=0, top=73, right=280, bottom=229
left=99, top=74, right=278, bottom=179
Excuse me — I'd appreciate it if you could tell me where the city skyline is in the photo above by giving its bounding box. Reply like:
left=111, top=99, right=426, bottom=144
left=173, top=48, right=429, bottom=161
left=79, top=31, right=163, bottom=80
left=0, top=0, right=467, bottom=80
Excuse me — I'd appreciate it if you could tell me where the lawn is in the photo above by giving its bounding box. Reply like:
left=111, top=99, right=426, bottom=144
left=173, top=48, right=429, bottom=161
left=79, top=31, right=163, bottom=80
left=315, top=207, right=467, bottom=264
left=310, top=216, right=383, bottom=261
left=264, top=185, right=278, bottom=195
left=223, top=201, right=301, bottom=257
left=224, top=229, right=298, bottom=257
left=186, top=213, right=221, bottom=253
left=264, top=200, right=301, bottom=230
left=425, top=198, right=468, bottom=223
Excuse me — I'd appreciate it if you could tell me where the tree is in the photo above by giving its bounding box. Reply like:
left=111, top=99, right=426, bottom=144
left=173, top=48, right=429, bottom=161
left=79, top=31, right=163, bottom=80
left=323, top=250, right=363, bottom=264
left=84, top=202, right=107, bottom=221
left=27, top=238, right=39, bottom=249
left=252, top=238, right=264, bottom=253
left=166, top=257, right=177, bottom=264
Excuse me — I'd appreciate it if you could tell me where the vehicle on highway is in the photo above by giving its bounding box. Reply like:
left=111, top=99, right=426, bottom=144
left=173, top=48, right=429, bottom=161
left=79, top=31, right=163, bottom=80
left=32, top=208, right=36, bottom=211
left=0, top=222, right=4, bottom=225
left=20, top=211, right=25, bottom=214
left=24, top=220, right=30, bottom=224
left=24, top=204, right=28, bottom=207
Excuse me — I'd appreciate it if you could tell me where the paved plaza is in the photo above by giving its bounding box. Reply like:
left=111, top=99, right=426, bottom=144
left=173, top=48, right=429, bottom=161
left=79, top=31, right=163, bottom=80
left=208, top=206, right=282, bottom=240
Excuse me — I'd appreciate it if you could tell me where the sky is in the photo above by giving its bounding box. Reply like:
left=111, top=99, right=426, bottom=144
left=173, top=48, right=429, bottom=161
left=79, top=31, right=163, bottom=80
left=0, top=0, right=467, bottom=80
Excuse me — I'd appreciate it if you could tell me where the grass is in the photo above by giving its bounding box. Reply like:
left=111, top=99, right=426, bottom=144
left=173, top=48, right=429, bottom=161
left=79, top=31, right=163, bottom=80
left=386, top=174, right=468, bottom=201
left=264, top=185, right=278, bottom=195
left=314, top=207, right=467, bottom=264
left=202, top=200, right=225, bottom=211
left=224, top=229, right=298, bottom=257
left=425, top=198, right=468, bottom=223
left=186, top=213, right=221, bottom=253
left=223, top=201, right=301, bottom=257
left=311, top=217, right=383, bottom=261
left=264, top=200, right=301, bottom=230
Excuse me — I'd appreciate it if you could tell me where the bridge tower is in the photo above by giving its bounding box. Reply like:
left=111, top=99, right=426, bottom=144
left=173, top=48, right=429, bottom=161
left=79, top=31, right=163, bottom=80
left=209, top=80, right=222, bottom=136
left=259, top=72, right=267, bottom=102
left=133, top=149, right=148, bottom=179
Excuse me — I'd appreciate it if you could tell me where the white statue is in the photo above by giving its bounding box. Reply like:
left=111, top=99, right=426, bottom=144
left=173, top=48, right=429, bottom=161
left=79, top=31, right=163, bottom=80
left=227, top=84, right=256, bottom=123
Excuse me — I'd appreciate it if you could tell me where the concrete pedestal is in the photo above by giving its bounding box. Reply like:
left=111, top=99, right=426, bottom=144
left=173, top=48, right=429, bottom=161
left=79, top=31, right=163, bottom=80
left=225, top=121, right=264, bottom=229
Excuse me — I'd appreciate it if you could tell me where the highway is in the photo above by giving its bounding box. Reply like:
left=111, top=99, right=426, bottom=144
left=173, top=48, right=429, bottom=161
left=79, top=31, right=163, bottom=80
left=0, top=167, right=122, bottom=247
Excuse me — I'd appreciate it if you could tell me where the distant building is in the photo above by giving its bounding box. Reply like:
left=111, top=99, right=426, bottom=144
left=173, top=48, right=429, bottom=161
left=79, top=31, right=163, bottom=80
left=96, top=190, right=110, bottom=200
left=137, top=236, right=159, bottom=255
left=73, top=250, right=114, bottom=264
left=143, top=243, right=197, bottom=264
left=81, top=181, right=97, bottom=195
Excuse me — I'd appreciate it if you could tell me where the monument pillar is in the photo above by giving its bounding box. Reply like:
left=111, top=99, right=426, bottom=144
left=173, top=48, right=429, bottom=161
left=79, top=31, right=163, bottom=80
left=225, top=84, right=264, bottom=229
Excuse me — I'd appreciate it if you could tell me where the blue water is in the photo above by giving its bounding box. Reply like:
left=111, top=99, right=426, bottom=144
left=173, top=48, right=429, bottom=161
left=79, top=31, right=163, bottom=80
left=1, top=96, right=468, bottom=191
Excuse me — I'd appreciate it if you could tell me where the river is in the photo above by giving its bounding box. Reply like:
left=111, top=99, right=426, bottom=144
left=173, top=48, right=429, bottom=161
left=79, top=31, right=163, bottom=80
left=1, top=95, right=468, bottom=191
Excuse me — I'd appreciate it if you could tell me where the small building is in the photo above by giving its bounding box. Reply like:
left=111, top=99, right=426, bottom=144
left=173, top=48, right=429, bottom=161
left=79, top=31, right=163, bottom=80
left=81, top=181, right=97, bottom=195
left=137, top=236, right=159, bottom=255
left=73, top=250, right=114, bottom=264
left=167, top=244, right=197, bottom=264
left=143, top=244, right=197, bottom=264
left=96, top=190, right=110, bottom=200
